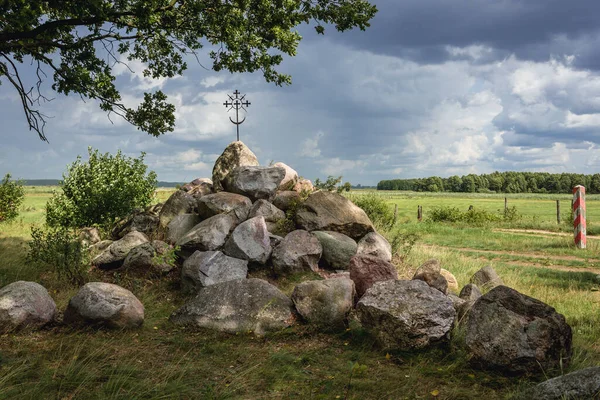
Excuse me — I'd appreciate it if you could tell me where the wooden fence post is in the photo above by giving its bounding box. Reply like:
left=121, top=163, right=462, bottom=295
left=556, top=200, right=561, bottom=224
left=417, top=205, right=422, bottom=221
left=573, top=186, right=586, bottom=249
left=393, top=204, right=398, bottom=221
left=504, top=197, right=508, bottom=213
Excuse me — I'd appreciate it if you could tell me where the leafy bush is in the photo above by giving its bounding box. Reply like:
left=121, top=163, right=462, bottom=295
left=46, top=147, right=157, bottom=229
left=428, top=205, right=521, bottom=224
left=349, top=194, right=395, bottom=229
left=0, top=173, right=25, bottom=223
left=388, top=230, right=419, bottom=261
left=27, top=227, right=89, bottom=285
left=314, top=176, right=342, bottom=192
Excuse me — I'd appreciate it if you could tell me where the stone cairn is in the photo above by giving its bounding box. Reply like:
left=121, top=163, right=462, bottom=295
left=2, top=141, right=590, bottom=392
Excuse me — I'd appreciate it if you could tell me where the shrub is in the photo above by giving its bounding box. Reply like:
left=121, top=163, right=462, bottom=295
left=314, top=175, right=342, bottom=192
left=0, top=173, right=25, bottom=223
left=428, top=206, right=463, bottom=223
left=349, top=194, right=395, bottom=230
left=46, top=147, right=157, bottom=229
left=27, top=226, right=89, bottom=285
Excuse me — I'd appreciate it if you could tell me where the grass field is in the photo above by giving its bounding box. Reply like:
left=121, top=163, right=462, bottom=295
left=0, top=188, right=599, bottom=399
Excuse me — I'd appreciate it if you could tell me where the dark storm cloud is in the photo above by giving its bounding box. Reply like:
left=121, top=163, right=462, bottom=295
left=319, top=0, right=600, bottom=69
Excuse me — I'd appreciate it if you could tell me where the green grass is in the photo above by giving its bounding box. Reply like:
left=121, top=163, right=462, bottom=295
left=0, top=188, right=599, bottom=399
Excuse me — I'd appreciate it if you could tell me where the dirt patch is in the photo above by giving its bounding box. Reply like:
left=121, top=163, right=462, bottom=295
left=422, top=244, right=600, bottom=275
left=494, top=228, right=600, bottom=240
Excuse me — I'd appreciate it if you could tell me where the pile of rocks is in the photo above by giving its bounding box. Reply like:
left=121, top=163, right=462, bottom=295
left=1, top=140, right=593, bottom=395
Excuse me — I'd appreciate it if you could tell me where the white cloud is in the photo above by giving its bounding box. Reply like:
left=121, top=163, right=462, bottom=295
left=300, top=131, right=324, bottom=158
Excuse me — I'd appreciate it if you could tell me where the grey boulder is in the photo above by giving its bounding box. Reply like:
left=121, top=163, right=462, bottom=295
left=313, top=231, right=357, bottom=270
left=181, top=250, right=248, bottom=292
left=414, top=259, right=441, bottom=276
left=413, top=270, right=448, bottom=295
left=181, top=177, right=213, bottom=194
left=223, top=216, right=272, bottom=264
left=470, top=265, right=504, bottom=292
left=465, top=285, right=572, bottom=375
left=357, top=232, right=392, bottom=262
left=0, top=281, right=57, bottom=332
left=158, top=190, right=197, bottom=229
left=349, top=254, right=398, bottom=298
left=272, top=191, right=301, bottom=212
left=357, top=279, right=456, bottom=350
left=197, top=192, right=252, bottom=220
left=248, top=199, right=286, bottom=232
left=111, top=212, right=159, bottom=239
left=122, top=241, right=174, bottom=274
left=223, top=165, right=286, bottom=202
left=165, top=213, right=202, bottom=244
left=64, top=282, right=144, bottom=329
left=271, top=230, right=322, bottom=274
left=212, top=141, right=260, bottom=192
left=521, top=366, right=600, bottom=400
left=92, top=231, right=149, bottom=270
left=291, top=278, right=355, bottom=329
left=272, top=162, right=298, bottom=190
left=170, top=278, right=294, bottom=335
left=296, top=191, right=374, bottom=240
left=176, top=212, right=240, bottom=254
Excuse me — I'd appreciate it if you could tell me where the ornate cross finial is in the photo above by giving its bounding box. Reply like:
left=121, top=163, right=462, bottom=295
left=223, top=89, right=250, bottom=141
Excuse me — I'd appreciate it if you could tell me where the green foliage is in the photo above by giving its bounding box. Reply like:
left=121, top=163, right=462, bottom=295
left=46, top=147, right=157, bottom=229
left=314, top=175, right=343, bottom=192
left=378, top=171, right=600, bottom=194
left=428, top=205, right=522, bottom=225
left=152, top=245, right=180, bottom=270
left=26, top=226, right=89, bottom=285
left=1, top=0, right=377, bottom=141
left=0, top=173, right=24, bottom=223
left=388, top=229, right=419, bottom=261
left=349, top=193, right=395, bottom=229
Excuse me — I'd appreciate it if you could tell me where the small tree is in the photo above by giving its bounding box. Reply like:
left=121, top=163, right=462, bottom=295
left=46, top=147, right=157, bottom=229
left=343, top=182, right=352, bottom=192
left=0, top=173, right=25, bottom=223
left=315, top=176, right=343, bottom=192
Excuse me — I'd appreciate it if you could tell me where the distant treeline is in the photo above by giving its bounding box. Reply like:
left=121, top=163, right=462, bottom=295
left=22, top=179, right=185, bottom=188
left=377, top=172, right=600, bottom=194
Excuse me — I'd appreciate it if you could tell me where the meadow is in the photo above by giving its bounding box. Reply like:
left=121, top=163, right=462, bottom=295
left=0, top=188, right=599, bottom=399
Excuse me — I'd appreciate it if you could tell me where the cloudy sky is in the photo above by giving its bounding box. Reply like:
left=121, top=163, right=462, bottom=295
left=3, top=0, right=600, bottom=186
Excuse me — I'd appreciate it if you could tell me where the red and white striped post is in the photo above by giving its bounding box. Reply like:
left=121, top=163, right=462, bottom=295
left=573, top=185, right=586, bottom=249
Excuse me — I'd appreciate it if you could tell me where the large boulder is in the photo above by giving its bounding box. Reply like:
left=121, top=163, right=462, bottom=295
left=465, top=285, right=572, bottom=375
left=521, top=366, right=600, bottom=400
left=181, top=251, right=248, bottom=292
left=158, top=190, right=197, bottom=229
left=111, top=212, right=159, bottom=239
left=0, top=281, right=57, bottom=332
left=170, top=278, right=294, bottom=335
left=357, top=232, right=392, bottom=262
left=293, top=178, right=314, bottom=193
left=212, top=141, right=260, bottom=192
left=313, top=231, right=357, bottom=270
left=271, top=230, right=322, bottom=274
left=272, top=191, right=301, bottom=212
left=197, top=192, right=252, bottom=220
left=413, top=270, right=448, bottom=294
left=456, top=283, right=482, bottom=322
left=176, top=213, right=239, bottom=255
left=296, top=191, right=374, bottom=240
left=357, top=280, right=456, bottom=350
left=273, top=162, right=298, bottom=191
left=248, top=199, right=286, bottom=232
left=470, top=265, right=504, bottom=292
left=349, top=254, right=398, bottom=298
left=414, top=259, right=441, bottom=276
left=91, top=231, right=149, bottom=270
left=291, top=278, right=355, bottom=329
left=223, top=216, right=272, bottom=264
left=440, top=269, right=459, bottom=292
left=122, top=241, right=174, bottom=274
left=181, top=177, right=213, bottom=194
left=223, top=166, right=286, bottom=202
left=165, top=213, right=202, bottom=244
left=78, top=227, right=101, bottom=247
left=64, top=282, right=144, bottom=329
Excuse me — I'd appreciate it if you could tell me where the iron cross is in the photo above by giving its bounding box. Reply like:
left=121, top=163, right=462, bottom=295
left=223, top=89, right=251, bottom=141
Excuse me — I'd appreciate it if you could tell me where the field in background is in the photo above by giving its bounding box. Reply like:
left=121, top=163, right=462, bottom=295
left=0, top=187, right=599, bottom=399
